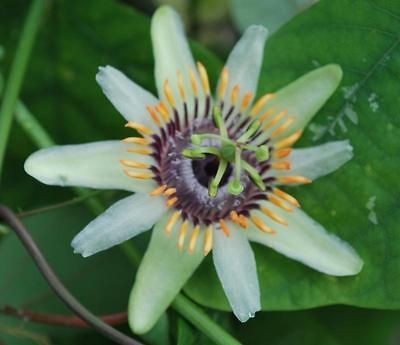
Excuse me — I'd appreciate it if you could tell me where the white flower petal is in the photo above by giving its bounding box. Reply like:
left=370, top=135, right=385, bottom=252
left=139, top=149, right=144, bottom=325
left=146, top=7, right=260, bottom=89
left=128, top=212, right=205, bottom=334
left=96, top=65, right=159, bottom=130
left=253, top=65, right=343, bottom=144
left=274, top=140, right=353, bottom=182
left=247, top=204, right=363, bottom=276
left=218, top=25, right=268, bottom=106
left=24, top=141, right=157, bottom=193
left=213, top=225, right=261, bottom=322
left=151, top=6, right=203, bottom=115
left=72, top=193, right=166, bottom=257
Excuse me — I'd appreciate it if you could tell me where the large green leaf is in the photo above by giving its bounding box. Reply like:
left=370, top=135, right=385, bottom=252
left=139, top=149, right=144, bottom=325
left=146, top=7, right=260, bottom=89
left=185, top=0, right=400, bottom=310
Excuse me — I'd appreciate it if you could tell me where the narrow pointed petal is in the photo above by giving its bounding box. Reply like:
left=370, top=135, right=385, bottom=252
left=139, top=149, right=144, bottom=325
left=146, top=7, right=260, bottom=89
left=247, top=204, right=363, bottom=276
left=254, top=65, right=343, bottom=143
left=96, top=65, right=159, bottom=130
left=274, top=140, right=353, bottom=182
left=72, top=193, right=166, bottom=257
left=218, top=25, right=268, bottom=102
left=128, top=213, right=204, bottom=334
left=151, top=6, right=203, bottom=107
left=213, top=225, right=261, bottom=322
left=24, top=141, right=157, bottom=193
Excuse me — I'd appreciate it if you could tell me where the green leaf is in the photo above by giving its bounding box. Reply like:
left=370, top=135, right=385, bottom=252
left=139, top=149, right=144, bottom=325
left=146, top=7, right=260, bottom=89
left=185, top=0, right=400, bottom=310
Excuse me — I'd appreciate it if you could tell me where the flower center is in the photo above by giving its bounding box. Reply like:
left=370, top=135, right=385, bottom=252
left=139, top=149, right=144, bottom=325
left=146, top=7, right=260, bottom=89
left=192, top=155, right=232, bottom=188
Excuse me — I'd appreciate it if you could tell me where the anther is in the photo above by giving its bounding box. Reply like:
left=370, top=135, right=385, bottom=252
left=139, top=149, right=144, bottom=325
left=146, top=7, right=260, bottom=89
left=189, top=225, right=201, bottom=254
left=166, top=196, right=178, bottom=207
left=156, top=102, right=170, bottom=121
left=197, top=62, right=210, bottom=95
left=274, top=130, right=303, bottom=149
left=204, top=225, right=213, bottom=256
left=120, top=160, right=150, bottom=169
left=218, top=67, right=229, bottom=99
left=122, top=137, right=151, bottom=145
left=271, top=117, right=294, bottom=138
left=125, top=122, right=153, bottom=135
left=127, top=148, right=152, bottom=155
left=273, top=188, right=300, bottom=207
left=250, top=93, right=275, bottom=116
left=231, top=84, right=240, bottom=105
left=149, top=185, right=167, bottom=196
left=260, top=206, right=288, bottom=225
left=164, top=187, right=177, bottom=196
left=258, top=108, right=275, bottom=123
left=189, top=68, right=199, bottom=96
left=177, top=70, right=187, bottom=100
left=165, top=211, right=181, bottom=235
left=146, top=106, right=161, bottom=126
left=278, top=176, right=312, bottom=185
left=271, top=161, right=291, bottom=170
left=219, top=219, right=231, bottom=237
left=273, top=148, right=292, bottom=159
left=263, top=110, right=288, bottom=130
left=251, top=214, right=276, bottom=234
left=240, top=92, right=253, bottom=111
left=163, top=79, right=176, bottom=107
left=178, top=220, right=189, bottom=250
left=268, top=194, right=293, bottom=212
left=123, top=170, right=154, bottom=180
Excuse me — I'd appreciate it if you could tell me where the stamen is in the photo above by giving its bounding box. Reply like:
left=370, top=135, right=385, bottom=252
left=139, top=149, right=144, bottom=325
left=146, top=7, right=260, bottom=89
left=240, top=92, right=253, bottom=111
left=273, top=188, right=300, bottom=207
left=231, top=84, right=240, bottom=105
left=164, top=187, right=177, bottom=196
left=218, top=67, right=229, bottom=99
left=146, top=106, right=161, bottom=126
left=149, top=184, right=167, bottom=196
left=273, top=148, right=292, bottom=159
left=197, top=62, right=210, bottom=95
left=219, top=219, right=231, bottom=237
left=250, top=214, right=276, bottom=234
left=274, top=130, right=303, bottom=149
left=255, top=145, right=270, bottom=162
left=268, top=194, right=293, bottom=212
left=258, top=108, right=275, bottom=123
left=127, top=148, right=152, bottom=155
left=204, top=225, right=213, bottom=256
left=213, top=105, right=228, bottom=137
left=209, top=159, right=228, bottom=198
left=122, top=137, right=151, bottom=145
left=260, top=206, right=288, bottom=225
left=188, top=225, right=201, bottom=254
left=123, top=170, right=154, bottom=180
left=156, top=102, right=170, bottom=121
left=250, top=93, right=275, bottom=116
left=278, top=176, right=312, bottom=185
left=125, top=122, right=153, bottom=135
left=178, top=220, right=189, bottom=250
left=241, top=159, right=266, bottom=191
left=163, top=79, right=176, bottom=107
left=166, top=196, right=178, bottom=207
left=228, top=147, right=244, bottom=195
left=165, top=211, right=181, bottom=235
left=177, top=70, right=187, bottom=100
left=120, top=160, right=150, bottom=169
left=189, top=68, right=199, bottom=96
left=263, top=110, right=288, bottom=130
left=271, top=117, right=295, bottom=138
left=271, top=161, right=291, bottom=170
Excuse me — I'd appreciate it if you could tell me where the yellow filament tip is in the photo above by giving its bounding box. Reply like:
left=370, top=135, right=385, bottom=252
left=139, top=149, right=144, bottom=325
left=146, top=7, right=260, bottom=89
left=177, top=70, right=187, bottom=100
left=271, top=117, right=295, bottom=138
left=263, top=110, right=288, bottom=130
left=204, top=225, right=213, bottom=256
left=165, top=211, right=181, bottom=236
left=125, top=122, right=153, bottom=135
left=164, top=79, right=176, bottom=107
left=278, top=176, right=312, bottom=185
left=273, top=188, right=300, bottom=207
left=250, top=214, right=276, bottom=234
left=163, top=187, right=177, bottom=196
left=156, top=102, right=170, bottom=121
left=268, top=194, right=293, bottom=212
left=274, top=148, right=292, bottom=159
left=123, top=170, right=154, bottom=180
left=271, top=161, right=292, bottom=170
left=166, top=196, right=178, bottom=207
left=274, top=130, right=303, bottom=149
left=122, top=137, right=151, bottom=145
left=120, top=160, right=150, bottom=169
left=260, top=206, right=288, bottom=225
left=197, top=61, right=210, bottom=95
left=178, top=220, right=189, bottom=250
left=189, top=68, right=199, bottom=96
left=146, top=105, right=161, bottom=126
left=250, top=93, right=275, bottom=116
left=127, top=148, right=152, bottom=155
left=219, top=219, right=231, bottom=237
left=231, top=84, right=240, bottom=105
left=149, top=185, right=167, bottom=196
left=218, top=66, right=229, bottom=99
left=189, top=225, right=201, bottom=254
left=241, top=92, right=253, bottom=111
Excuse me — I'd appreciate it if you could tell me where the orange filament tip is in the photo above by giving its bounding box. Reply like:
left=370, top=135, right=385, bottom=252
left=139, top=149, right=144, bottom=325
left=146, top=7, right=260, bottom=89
left=219, top=219, right=231, bottom=237
left=149, top=185, right=167, bottom=196
left=120, top=160, right=150, bottom=169
left=268, top=194, right=294, bottom=212
left=156, top=102, right=170, bottom=121
left=260, top=206, right=288, bottom=225
left=218, top=66, right=229, bottom=99
left=279, top=176, right=312, bottom=185
left=258, top=108, right=275, bottom=123
left=177, top=70, right=187, bottom=100
left=204, top=225, right=213, bottom=256
left=125, top=122, right=153, bottom=135
left=271, top=117, right=295, bottom=138
left=124, top=170, right=154, bottom=180
left=189, top=68, right=199, bottom=96
left=273, top=188, right=300, bottom=207
left=122, top=137, right=151, bottom=145
left=166, top=196, right=178, bottom=207
left=189, top=225, right=201, bottom=254
left=231, top=84, right=240, bottom=105
left=251, top=214, right=276, bottom=234
left=241, top=92, right=253, bottom=110
left=271, top=161, right=291, bottom=170
left=146, top=106, right=161, bottom=126
left=274, top=148, right=292, bottom=159
left=178, top=220, right=189, bottom=250
left=164, top=79, right=176, bottom=107
left=274, top=130, right=303, bottom=149
left=127, top=148, right=152, bottom=155
left=197, top=61, right=210, bottom=95
left=264, top=110, right=288, bottom=129
left=165, top=211, right=181, bottom=235
left=163, top=187, right=177, bottom=196
left=250, top=93, right=276, bottom=116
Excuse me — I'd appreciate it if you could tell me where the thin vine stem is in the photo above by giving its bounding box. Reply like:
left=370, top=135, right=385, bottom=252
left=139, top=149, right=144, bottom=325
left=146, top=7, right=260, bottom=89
left=0, top=0, right=47, bottom=180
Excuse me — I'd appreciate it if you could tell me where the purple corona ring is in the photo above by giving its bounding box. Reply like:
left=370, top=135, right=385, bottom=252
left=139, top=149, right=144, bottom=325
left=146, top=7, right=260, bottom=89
left=24, top=6, right=362, bottom=334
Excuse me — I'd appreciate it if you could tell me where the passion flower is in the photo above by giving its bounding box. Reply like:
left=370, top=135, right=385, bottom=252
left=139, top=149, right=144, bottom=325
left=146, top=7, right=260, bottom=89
left=24, top=6, right=363, bottom=334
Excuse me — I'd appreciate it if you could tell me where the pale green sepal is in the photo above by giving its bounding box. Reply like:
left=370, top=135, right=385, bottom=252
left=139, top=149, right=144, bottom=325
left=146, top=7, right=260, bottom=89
left=128, top=212, right=205, bottom=334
